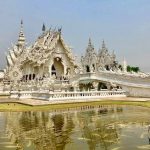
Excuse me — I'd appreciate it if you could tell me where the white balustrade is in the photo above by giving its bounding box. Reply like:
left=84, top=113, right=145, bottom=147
left=14, top=90, right=126, bottom=101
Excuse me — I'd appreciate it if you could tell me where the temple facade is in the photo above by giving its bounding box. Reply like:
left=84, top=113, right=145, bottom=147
left=5, top=22, right=78, bottom=84
left=1, top=21, right=150, bottom=98
left=4, top=21, right=120, bottom=91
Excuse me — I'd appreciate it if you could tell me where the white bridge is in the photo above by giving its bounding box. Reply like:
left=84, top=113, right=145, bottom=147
left=71, top=71, right=150, bottom=97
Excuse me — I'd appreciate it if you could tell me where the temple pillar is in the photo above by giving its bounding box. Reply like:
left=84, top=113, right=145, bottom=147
left=73, top=83, right=79, bottom=92
left=49, top=64, right=52, bottom=78
left=61, top=60, right=66, bottom=76
left=93, top=81, right=99, bottom=91
left=106, top=83, right=111, bottom=90
left=63, top=65, right=66, bottom=77
left=31, top=74, right=34, bottom=80
left=39, top=65, right=44, bottom=79
left=48, top=58, right=54, bottom=78
left=27, top=75, right=29, bottom=81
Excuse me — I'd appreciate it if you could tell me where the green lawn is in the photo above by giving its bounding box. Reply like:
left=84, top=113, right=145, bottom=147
left=0, top=100, right=150, bottom=111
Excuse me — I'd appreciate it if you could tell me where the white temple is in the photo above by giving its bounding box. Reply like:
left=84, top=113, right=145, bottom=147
left=81, top=38, right=117, bottom=73
left=1, top=21, right=150, bottom=100
left=5, top=22, right=78, bottom=83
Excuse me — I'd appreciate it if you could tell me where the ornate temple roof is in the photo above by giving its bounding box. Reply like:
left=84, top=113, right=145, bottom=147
left=81, top=38, right=97, bottom=65
left=81, top=39, right=117, bottom=72
left=5, top=22, right=77, bottom=80
left=27, top=28, right=75, bottom=65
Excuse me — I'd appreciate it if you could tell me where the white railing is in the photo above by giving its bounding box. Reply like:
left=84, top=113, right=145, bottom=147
left=0, top=90, right=10, bottom=96
left=71, top=72, right=150, bottom=88
left=10, top=90, right=126, bottom=101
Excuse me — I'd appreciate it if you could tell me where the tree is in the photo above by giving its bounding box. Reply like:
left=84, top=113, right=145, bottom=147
left=127, top=65, right=140, bottom=73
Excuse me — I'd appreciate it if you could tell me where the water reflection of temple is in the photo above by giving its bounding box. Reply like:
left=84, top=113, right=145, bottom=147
left=3, top=106, right=150, bottom=150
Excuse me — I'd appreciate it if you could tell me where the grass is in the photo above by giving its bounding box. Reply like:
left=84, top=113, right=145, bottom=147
left=0, top=100, right=150, bottom=112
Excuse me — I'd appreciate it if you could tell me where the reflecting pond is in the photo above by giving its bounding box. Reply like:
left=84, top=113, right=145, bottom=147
left=0, top=105, right=150, bottom=150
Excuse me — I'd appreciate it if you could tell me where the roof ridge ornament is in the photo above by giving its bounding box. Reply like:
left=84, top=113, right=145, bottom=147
left=42, top=23, right=46, bottom=32
left=21, top=20, right=23, bottom=30
left=58, top=26, right=62, bottom=34
left=86, top=38, right=95, bottom=53
left=102, top=39, right=106, bottom=49
left=88, top=38, right=92, bottom=46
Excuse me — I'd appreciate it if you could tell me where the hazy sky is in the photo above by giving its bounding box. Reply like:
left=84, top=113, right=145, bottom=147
left=0, top=0, right=150, bottom=72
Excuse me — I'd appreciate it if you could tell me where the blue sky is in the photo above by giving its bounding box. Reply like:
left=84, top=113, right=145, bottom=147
left=0, top=0, right=150, bottom=72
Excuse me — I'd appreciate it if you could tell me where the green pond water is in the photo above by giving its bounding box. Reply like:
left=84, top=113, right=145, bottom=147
left=0, top=105, right=150, bottom=150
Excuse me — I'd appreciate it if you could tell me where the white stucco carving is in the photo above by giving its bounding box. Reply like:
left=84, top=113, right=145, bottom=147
left=1, top=21, right=150, bottom=98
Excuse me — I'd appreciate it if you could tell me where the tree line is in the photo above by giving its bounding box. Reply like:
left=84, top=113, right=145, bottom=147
left=127, top=65, right=140, bottom=73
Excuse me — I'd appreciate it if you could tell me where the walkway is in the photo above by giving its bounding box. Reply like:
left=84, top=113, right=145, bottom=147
left=0, top=97, right=150, bottom=106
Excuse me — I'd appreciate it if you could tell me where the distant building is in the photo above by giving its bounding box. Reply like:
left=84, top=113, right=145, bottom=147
left=81, top=38, right=117, bottom=73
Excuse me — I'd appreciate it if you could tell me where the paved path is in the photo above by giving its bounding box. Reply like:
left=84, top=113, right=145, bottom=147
left=0, top=97, right=150, bottom=106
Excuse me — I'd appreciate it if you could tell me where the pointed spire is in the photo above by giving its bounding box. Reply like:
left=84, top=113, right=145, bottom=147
left=58, top=26, right=62, bottom=34
left=123, top=57, right=127, bottom=72
left=42, top=23, right=46, bottom=32
left=102, top=39, right=106, bottom=49
left=86, top=38, right=96, bottom=54
left=17, top=20, right=25, bottom=47
left=112, top=50, right=114, bottom=54
left=21, top=19, right=23, bottom=27
left=88, top=38, right=92, bottom=46
left=112, top=50, right=115, bottom=57
left=20, top=19, right=24, bottom=34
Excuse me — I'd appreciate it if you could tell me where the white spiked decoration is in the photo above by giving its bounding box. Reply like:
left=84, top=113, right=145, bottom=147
left=123, top=57, right=127, bottom=73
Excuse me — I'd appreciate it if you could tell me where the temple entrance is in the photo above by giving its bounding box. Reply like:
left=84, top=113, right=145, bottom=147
left=86, top=65, right=90, bottom=72
left=51, top=58, right=64, bottom=78
left=51, top=65, right=56, bottom=76
left=105, top=65, right=110, bottom=71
